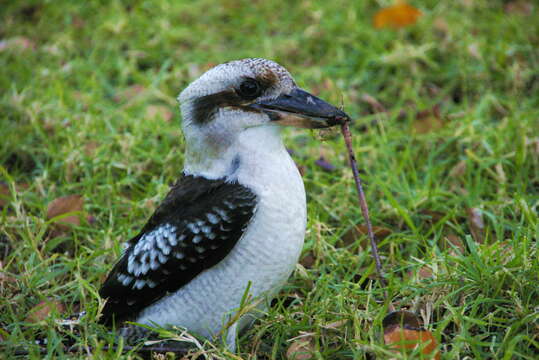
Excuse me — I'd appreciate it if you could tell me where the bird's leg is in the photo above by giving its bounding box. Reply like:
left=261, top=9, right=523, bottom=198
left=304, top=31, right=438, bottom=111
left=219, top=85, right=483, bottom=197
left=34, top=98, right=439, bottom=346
left=118, top=324, right=153, bottom=345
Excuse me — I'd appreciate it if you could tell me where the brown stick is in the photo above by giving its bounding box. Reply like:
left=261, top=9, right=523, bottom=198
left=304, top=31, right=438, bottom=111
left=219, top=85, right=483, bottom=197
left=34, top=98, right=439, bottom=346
left=339, top=119, right=387, bottom=290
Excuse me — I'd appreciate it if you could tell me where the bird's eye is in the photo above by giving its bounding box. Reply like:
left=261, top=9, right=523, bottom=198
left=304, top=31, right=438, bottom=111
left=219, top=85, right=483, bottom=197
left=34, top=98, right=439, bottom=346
left=238, top=79, right=262, bottom=100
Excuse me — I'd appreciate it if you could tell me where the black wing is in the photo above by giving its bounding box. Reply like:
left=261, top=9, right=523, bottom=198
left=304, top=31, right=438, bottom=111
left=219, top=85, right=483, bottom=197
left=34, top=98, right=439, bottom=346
left=98, top=174, right=257, bottom=325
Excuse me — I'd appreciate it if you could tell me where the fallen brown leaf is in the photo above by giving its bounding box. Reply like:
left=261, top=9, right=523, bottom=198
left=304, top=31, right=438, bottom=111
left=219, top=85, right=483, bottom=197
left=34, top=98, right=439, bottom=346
left=374, top=1, right=422, bottom=29
left=407, top=265, right=434, bottom=280
left=83, top=141, right=100, bottom=157
left=47, top=194, right=84, bottom=229
left=26, top=300, right=65, bottom=323
left=443, top=233, right=465, bottom=255
left=419, top=209, right=445, bottom=222
left=418, top=266, right=433, bottom=279
left=321, top=319, right=348, bottom=330
left=286, top=335, right=314, bottom=360
left=383, top=310, right=440, bottom=360
left=0, top=182, right=29, bottom=208
left=299, top=253, right=316, bottom=269
left=467, top=207, right=484, bottom=243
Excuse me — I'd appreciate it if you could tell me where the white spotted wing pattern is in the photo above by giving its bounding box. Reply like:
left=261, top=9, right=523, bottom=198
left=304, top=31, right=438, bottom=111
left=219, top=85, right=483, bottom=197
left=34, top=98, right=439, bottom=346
left=99, top=175, right=257, bottom=325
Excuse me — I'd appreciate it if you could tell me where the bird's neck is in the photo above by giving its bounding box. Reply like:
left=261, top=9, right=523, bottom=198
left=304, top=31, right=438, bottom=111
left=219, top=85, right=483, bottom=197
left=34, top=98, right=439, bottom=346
left=183, top=126, right=289, bottom=182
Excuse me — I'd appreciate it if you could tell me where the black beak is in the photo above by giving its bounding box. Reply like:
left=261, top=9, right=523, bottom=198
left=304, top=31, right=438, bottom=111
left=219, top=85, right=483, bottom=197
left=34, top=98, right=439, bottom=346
left=247, top=88, right=350, bottom=129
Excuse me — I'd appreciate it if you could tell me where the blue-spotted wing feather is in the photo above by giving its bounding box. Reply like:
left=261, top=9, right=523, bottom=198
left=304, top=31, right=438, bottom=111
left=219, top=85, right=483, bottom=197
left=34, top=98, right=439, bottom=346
left=98, top=175, right=257, bottom=325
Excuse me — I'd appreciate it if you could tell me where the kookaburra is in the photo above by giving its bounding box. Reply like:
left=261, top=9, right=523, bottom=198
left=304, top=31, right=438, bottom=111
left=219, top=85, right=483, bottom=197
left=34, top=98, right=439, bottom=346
left=99, top=58, right=349, bottom=349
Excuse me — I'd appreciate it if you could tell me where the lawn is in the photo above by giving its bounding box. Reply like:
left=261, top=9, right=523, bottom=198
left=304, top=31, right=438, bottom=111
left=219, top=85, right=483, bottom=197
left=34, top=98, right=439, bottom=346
left=1, top=0, right=538, bottom=358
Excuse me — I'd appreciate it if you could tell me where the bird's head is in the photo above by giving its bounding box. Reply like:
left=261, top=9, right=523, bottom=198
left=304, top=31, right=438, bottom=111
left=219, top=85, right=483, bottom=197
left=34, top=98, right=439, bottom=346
left=178, top=58, right=349, bottom=177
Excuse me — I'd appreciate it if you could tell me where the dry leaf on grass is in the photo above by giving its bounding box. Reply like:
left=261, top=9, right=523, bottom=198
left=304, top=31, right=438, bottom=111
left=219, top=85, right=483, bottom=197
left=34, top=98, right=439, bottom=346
left=321, top=319, right=348, bottom=330
left=47, top=194, right=85, bottom=229
left=374, top=1, right=422, bottom=29
left=418, top=209, right=445, bottom=222
left=26, top=300, right=65, bottom=323
left=442, top=233, right=466, bottom=255
left=467, top=207, right=485, bottom=243
left=0, top=182, right=29, bottom=208
left=383, top=310, right=441, bottom=360
left=286, top=335, right=314, bottom=360
left=407, top=265, right=434, bottom=280
left=299, top=253, right=316, bottom=269
left=417, top=266, right=433, bottom=279
left=83, top=141, right=100, bottom=157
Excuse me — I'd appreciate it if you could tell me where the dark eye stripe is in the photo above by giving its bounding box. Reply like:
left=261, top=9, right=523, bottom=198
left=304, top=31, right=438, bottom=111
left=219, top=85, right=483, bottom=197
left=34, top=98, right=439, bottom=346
left=189, top=72, right=279, bottom=124
left=191, top=89, right=241, bottom=124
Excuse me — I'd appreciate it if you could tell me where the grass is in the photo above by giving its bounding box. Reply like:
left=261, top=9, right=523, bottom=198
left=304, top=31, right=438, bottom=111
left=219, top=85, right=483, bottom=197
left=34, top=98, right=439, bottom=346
left=1, top=0, right=538, bottom=358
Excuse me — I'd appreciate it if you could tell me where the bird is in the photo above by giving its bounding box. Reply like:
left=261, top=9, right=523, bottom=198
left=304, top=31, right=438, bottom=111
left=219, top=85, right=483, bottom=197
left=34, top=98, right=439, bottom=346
left=98, top=58, right=349, bottom=350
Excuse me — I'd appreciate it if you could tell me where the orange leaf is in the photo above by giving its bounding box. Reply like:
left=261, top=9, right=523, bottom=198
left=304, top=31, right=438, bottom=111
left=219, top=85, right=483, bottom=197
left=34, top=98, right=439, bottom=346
left=383, top=311, right=441, bottom=360
left=385, top=327, right=440, bottom=359
left=374, top=1, right=422, bottom=29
